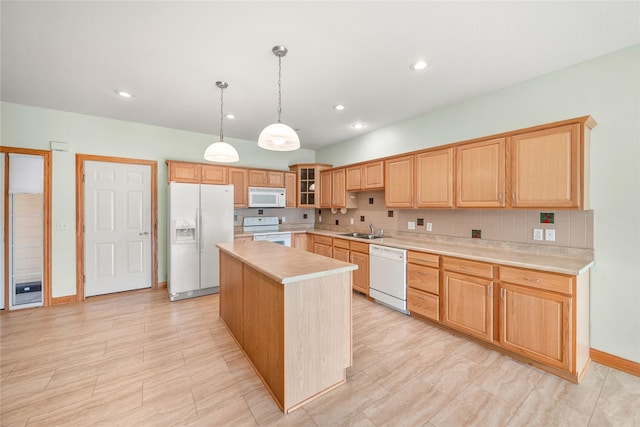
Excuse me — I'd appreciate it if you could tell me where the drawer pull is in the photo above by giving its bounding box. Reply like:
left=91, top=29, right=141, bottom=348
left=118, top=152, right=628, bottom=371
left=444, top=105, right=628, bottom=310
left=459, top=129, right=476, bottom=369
left=522, top=277, right=541, bottom=283
left=459, top=265, right=471, bottom=271
left=500, top=288, right=505, bottom=299
left=417, top=271, right=428, bottom=275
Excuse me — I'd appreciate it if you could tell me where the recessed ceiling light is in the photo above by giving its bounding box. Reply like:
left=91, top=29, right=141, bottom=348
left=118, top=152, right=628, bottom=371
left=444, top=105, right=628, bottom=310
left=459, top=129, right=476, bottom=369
left=225, top=114, right=235, bottom=119
left=351, top=122, right=365, bottom=129
left=334, top=104, right=345, bottom=111
left=115, top=90, right=133, bottom=98
left=410, top=60, right=429, bottom=71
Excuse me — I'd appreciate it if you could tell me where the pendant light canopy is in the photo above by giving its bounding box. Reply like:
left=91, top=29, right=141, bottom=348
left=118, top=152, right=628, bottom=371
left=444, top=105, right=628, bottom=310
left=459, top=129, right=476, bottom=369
left=204, top=81, right=240, bottom=163
left=258, top=45, right=300, bottom=151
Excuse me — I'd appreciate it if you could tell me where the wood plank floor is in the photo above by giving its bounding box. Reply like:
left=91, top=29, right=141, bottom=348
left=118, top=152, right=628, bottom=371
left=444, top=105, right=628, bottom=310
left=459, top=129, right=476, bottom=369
left=1, top=289, right=639, bottom=426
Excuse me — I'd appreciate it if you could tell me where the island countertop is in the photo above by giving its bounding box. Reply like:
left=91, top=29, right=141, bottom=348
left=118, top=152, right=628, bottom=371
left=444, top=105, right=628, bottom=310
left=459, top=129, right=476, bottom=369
left=217, top=240, right=357, bottom=284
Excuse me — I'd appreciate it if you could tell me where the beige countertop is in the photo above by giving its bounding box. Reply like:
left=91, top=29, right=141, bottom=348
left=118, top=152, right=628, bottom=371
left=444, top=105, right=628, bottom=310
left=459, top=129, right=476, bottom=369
left=311, top=230, right=593, bottom=276
left=217, top=240, right=357, bottom=284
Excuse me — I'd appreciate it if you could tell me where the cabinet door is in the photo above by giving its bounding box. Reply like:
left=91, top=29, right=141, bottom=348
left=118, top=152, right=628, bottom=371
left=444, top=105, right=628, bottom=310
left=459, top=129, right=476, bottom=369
left=228, top=168, right=248, bottom=208
left=363, top=161, right=384, bottom=190
left=385, top=155, right=414, bottom=207
left=346, top=166, right=362, bottom=191
left=168, top=162, right=200, bottom=183
left=415, top=148, right=454, bottom=208
left=500, top=283, right=571, bottom=370
left=201, top=164, right=228, bottom=184
left=443, top=271, right=493, bottom=342
left=313, top=242, right=332, bottom=258
left=293, top=233, right=309, bottom=251
left=284, top=172, right=297, bottom=207
left=333, top=246, right=350, bottom=262
left=350, top=251, right=369, bottom=295
left=248, top=169, right=268, bottom=187
left=510, top=124, right=580, bottom=208
left=267, top=171, right=285, bottom=188
left=319, top=170, right=333, bottom=208
left=456, top=138, right=505, bottom=207
left=332, top=169, right=346, bottom=208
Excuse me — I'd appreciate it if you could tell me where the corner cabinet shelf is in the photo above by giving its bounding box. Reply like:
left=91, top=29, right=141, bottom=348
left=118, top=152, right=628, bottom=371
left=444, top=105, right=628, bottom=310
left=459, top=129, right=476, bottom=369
left=289, top=164, right=332, bottom=208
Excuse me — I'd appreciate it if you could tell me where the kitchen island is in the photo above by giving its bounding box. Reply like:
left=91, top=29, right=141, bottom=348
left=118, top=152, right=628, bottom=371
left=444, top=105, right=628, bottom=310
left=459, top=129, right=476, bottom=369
left=216, top=240, right=357, bottom=413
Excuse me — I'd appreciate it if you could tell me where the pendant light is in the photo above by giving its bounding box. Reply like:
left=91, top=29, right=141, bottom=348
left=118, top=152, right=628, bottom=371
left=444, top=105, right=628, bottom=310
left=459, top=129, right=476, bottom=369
left=204, top=81, right=240, bottom=163
left=258, top=45, right=300, bottom=151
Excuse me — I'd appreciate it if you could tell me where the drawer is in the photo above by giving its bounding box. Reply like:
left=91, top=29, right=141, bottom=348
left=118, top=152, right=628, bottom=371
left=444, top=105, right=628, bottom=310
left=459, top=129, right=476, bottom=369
left=443, top=257, right=493, bottom=279
left=313, top=234, right=333, bottom=246
left=408, top=288, right=439, bottom=321
left=349, top=241, right=369, bottom=254
left=407, top=264, right=439, bottom=294
left=407, top=250, right=439, bottom=268
left=333, top=238, right=350, bottom=249
left=500, top=266, right=573, bottom=295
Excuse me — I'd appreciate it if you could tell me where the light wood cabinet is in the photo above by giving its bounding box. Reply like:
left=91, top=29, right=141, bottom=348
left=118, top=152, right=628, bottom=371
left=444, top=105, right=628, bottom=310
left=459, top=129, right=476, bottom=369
left=346, top=161, right=384, bottom=191
left=167, top=161, right=228, bottom=184
left=350, top=241, right=369, bottom=295
left=233, top=236, right=253, bottom=245
left=509, top=124, right=581, bottom=208
left=228, top=168, right=248, bottom=208
left=415, top=148, right=455, bottom=208
left=498, top=265, right=587, bottom=376
left=332, top=238, right=350, bottom=262
left=407, top=250, right=440, bottom=321
left=312, top=234, right=333, bottom=258
left=384, top=155, right=414, bottom=208
left=456, top=138, right=506, bottom=208
left=442, top=257, right=494, bottom=343
left=284, top=172, right=297, bottom=208
left=293, top=233, right=310, bottom=251
left=320, top=168, right=346, bottom=208
left=249, top=169, right=284, bottom=187
left=290, top=164, right=332, bottom=208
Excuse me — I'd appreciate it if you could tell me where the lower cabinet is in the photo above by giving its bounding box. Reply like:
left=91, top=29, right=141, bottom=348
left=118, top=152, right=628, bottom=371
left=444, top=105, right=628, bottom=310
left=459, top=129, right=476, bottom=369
left=350, top=241, right=369, bottom=295
left=442, top=257, right=494, bottom=343
left=407, top=250, right=440, bottom=321
left=312, top=234, right=333, bottom=258
left=332, top=238, right=350, bottom=262
left=293, top=233, right=310, bottom=251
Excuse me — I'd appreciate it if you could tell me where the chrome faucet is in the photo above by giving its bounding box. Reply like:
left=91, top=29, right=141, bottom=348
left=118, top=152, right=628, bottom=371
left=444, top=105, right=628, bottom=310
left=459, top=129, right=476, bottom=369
left=369, top=223, right=375, bottom=234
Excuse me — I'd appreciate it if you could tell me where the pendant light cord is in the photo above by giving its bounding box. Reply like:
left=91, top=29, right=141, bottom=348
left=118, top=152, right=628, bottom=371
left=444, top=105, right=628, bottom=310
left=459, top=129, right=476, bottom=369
left=277, top=55, right=282, bottom=123
left=219, top=86, right=224, bottom=141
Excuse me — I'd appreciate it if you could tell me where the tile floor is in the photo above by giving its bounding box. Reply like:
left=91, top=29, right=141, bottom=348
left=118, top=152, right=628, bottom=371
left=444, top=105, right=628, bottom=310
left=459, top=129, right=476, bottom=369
left=1, top=289, right=639, bottom=426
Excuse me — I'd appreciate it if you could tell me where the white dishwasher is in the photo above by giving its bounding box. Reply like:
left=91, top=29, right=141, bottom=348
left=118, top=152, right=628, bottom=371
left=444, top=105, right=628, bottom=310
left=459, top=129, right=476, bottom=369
left=369, top=244, right=408, bottom=314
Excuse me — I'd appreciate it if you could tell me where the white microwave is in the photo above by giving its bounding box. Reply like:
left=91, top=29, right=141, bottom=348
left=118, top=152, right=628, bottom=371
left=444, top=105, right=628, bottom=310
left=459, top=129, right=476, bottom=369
left=248, top=187, right=286, bottom=208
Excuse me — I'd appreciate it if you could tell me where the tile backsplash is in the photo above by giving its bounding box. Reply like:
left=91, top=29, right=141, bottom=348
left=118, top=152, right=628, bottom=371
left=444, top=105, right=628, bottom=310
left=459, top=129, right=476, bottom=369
left=314, top=191, right=594, bottom=249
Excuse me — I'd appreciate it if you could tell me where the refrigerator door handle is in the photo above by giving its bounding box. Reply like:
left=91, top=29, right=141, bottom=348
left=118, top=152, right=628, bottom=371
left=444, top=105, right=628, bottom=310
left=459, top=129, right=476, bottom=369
left=195, top=208, right=201, bottom=251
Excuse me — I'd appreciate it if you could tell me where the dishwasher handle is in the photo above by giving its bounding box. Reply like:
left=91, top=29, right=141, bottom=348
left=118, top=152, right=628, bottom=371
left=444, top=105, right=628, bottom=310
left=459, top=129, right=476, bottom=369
left=370, top=244, right=406, bottom=261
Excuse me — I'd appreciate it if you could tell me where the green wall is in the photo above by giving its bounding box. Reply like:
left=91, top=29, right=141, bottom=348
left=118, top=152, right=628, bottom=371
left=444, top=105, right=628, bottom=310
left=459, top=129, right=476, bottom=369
left=0, top=104, right=315, bottom=299
left=317, top=44, right=640, bottom=364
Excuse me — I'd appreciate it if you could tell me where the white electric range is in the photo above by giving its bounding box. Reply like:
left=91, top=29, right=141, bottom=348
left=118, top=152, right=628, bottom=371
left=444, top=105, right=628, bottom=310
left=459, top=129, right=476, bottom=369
left=242, top=216, right=291, bottom=247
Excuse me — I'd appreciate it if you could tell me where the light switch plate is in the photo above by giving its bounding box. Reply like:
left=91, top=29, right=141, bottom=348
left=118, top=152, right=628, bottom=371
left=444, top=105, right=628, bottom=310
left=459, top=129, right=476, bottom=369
left=350, top=218, right=354, bottom=225
left=426, top=222, right=432, bottom=232
left=545, top=229, right=556, bottom=241
left=408, top=221, right=416, bottom=230
left=533, top=228, right=543, bottom=240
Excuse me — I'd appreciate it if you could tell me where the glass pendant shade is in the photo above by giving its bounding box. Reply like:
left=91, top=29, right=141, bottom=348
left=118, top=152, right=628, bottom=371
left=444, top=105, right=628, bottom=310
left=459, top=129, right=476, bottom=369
left=258, top=123, right=300, bottom=151
left=204, top=140, right=239, bottom=162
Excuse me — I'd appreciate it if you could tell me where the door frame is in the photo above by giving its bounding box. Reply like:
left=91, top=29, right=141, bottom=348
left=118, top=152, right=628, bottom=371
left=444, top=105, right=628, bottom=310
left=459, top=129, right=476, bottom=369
left=76, top=154, right=158, bottom=301
left=1, top=146, right=52, bottom=309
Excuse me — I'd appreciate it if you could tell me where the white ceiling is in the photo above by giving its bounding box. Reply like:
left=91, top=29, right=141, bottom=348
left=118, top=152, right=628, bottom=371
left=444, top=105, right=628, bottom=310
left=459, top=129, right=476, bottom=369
left=2, top=1, right=639, bottom=150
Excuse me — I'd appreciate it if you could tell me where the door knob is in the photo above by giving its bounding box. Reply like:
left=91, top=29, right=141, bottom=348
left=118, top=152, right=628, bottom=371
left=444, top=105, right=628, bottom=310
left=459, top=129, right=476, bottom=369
left=139, top=232, right=150, bottom=236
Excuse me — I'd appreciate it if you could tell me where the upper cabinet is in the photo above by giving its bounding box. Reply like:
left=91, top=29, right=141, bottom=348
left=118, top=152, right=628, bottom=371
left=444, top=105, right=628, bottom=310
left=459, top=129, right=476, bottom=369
left=284, top=172, right=297, bottom=208
left=249, top=169, right=284, bottom=188
left=456, top=138, right=506, bottom=208
left=415, top=148, right=455, bottom=208
left=346, top=161, right=384, bottom=191
left=320, top=168, right=346, bottom=208
left=228, top=168, right=248, bottom=208
left=167, top=161, right=228, bottom=185
left=290, top=164, right=332, bottom=208
left=385, top=155, right=414, bottom=208
left=509, top=123, right=582, bottom=209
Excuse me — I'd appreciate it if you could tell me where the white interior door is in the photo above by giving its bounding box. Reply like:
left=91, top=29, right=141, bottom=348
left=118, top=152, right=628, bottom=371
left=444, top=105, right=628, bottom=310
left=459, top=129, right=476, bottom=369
left=0, top=154, right=4, bottom=310
left=84, top=161, right=151, bottom=297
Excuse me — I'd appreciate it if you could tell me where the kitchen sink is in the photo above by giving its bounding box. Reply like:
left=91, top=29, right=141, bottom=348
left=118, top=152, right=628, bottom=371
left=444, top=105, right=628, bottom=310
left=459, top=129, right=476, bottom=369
left=338, top=232, right=383, bottom=239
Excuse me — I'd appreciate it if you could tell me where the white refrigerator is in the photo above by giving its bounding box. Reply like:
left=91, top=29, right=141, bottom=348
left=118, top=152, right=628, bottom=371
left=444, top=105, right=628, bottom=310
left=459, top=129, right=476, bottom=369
left=167, top=183, right=234, bottom=301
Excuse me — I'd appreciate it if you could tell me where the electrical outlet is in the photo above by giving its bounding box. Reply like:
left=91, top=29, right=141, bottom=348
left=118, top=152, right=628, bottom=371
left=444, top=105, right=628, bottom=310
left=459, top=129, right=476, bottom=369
left=350, top=218, right=354, bottom=225
left=408, top=221, right=416, bottom=230
left=545, top=229, right=556, bottom=241
left=319, top=215, right=322, bottom=222
left=426, top=222, right=432, bottom=232
left=281, top=216, right=285, bottom=223
left=533, top=228, right=543, bottom=241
